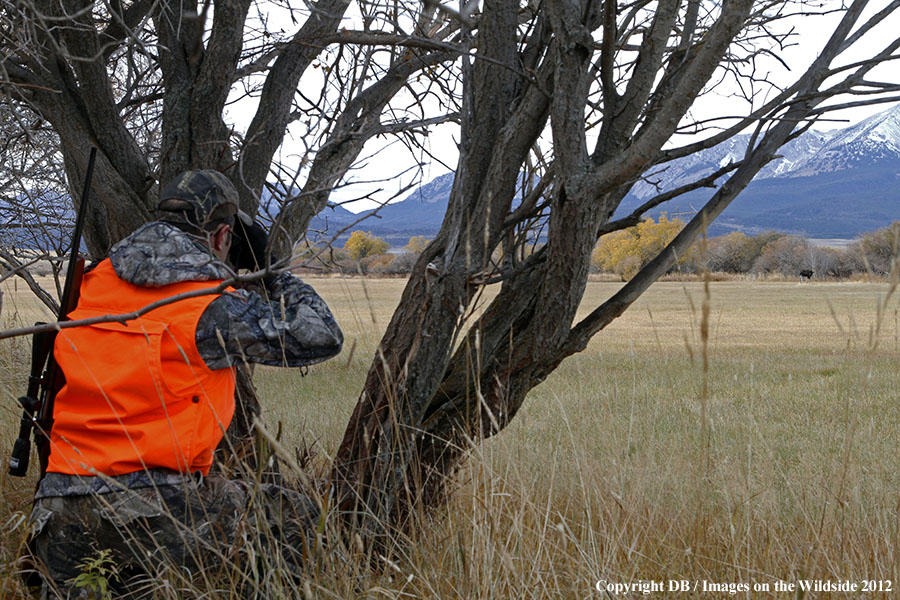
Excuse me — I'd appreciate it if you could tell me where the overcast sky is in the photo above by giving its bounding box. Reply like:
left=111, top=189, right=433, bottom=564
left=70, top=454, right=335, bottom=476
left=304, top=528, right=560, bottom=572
left=228, top=1, right=900, bottom=214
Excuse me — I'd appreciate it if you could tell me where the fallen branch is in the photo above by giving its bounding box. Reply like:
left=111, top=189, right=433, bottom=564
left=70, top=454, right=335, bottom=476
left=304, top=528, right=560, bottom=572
left=0, top=265, right=281, bottom=341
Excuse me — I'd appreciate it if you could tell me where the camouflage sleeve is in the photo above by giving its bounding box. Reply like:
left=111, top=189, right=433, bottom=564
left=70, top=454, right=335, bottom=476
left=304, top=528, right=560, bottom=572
left=195, top=272, right=343, bottom=369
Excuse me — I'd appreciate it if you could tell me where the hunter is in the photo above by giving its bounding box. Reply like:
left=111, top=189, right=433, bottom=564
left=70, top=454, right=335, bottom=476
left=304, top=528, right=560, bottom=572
left=27, top=170, right=343, bottom=597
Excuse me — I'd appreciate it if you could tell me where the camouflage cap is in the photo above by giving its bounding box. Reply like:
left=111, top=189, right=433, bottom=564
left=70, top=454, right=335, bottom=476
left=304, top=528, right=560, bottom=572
left=158, top=170, right=240, bottom=230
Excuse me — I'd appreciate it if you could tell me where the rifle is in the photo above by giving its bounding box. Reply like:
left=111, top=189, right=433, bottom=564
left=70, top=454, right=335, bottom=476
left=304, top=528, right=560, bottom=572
left=8, top=147, right=97, bottom=478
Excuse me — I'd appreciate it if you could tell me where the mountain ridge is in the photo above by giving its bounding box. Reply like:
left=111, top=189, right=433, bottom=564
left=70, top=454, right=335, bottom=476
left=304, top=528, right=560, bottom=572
left=310, top=105, right=900, bottom=242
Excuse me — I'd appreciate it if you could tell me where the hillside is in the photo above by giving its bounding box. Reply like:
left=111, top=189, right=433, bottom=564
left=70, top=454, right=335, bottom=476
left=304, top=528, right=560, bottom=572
left=297, top=106, right=900, bottom=243
left=6, top=110, right=900, bottom=252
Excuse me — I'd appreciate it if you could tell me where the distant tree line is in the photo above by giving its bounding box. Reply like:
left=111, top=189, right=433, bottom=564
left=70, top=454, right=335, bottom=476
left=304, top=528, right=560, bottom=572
left=296, top=233, right=429, bottom=275
left=591, top=218, right=900, bottom=280
left=300, top=221, right=899, bottom=280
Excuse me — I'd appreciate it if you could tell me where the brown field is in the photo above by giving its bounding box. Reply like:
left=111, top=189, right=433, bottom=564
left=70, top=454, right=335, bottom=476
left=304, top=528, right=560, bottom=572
left=1, top=276, right=899, bottom=598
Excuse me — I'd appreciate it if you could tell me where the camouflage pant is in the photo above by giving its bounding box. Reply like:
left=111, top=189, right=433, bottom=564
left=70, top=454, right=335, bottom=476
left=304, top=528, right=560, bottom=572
left=28, top=474, right=319, bottom=599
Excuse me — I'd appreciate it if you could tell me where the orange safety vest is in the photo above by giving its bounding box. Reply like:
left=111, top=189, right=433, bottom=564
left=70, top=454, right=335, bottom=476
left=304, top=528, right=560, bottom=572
left=46, top=259, right=236, bottom=477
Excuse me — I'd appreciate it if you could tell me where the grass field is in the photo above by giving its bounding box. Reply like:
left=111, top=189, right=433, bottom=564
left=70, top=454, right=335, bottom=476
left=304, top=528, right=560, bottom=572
left=1, top=276, right=899, bottom=598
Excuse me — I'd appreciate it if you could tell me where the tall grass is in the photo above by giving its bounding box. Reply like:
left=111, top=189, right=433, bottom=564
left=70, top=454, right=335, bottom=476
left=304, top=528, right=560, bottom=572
left=1, top=276, right=899, bottom=598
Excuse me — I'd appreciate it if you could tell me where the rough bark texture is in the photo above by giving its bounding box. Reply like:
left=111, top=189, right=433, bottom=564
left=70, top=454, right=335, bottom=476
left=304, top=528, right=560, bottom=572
left=1, top=0, right=353, bottom=463
left=4, top=0, right=898, bottom=546
left=330, top=0, right=898, bottom=540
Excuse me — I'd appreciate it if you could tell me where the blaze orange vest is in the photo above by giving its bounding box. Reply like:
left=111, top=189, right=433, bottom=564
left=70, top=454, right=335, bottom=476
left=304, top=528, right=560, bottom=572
left=46, top=259, right=236, bottom=477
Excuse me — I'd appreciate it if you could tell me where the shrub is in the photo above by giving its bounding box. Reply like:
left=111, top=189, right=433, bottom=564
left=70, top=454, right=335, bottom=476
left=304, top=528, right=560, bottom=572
left=367, top=253, right=396, bottom=275
left=753, top=235, right=812, bottom=276
left=343, top=231, right=390, bottom=261
left=852, top=221, right=899, bottom=275
left=592, top=215, right=685, bottom=280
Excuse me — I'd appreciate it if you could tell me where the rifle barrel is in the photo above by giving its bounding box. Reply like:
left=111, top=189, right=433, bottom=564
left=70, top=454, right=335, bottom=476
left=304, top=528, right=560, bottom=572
left=59, top=147, right=96, bottom=318
left=7, top=147, right=96, bottom=477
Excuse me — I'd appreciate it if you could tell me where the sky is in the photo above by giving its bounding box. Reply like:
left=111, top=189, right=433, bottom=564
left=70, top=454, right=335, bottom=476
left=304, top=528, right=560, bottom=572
left=227, top=0, right=900, bottom=214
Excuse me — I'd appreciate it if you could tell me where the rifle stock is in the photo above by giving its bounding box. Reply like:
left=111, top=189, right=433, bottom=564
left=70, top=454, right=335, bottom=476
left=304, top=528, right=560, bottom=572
left=8, top=329, right=53, bottom=477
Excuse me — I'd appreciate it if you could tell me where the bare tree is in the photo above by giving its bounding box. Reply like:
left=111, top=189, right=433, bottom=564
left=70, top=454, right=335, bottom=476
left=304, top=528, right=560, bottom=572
left=330, top=0, right=900, bottom=540
left=1, top=0, right=460, bottom=445
left=2, top=0, right=900, bottom=547
left=1, top=0, right=462, bottom=252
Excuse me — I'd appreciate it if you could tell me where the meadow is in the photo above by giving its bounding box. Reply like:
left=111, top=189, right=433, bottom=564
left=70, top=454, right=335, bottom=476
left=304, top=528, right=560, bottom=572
left=1, top=276, right=898, bottom=598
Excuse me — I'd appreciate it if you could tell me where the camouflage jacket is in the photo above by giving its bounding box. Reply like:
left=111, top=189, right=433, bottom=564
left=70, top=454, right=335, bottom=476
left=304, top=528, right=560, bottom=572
left=35, top=222, right=342, bottom=499
left=109, top=221, right=343, bottom=369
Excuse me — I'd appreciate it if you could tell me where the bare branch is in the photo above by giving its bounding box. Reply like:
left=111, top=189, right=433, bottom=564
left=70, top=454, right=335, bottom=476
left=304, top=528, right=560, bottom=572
left=0, top=265, right=279, bottom=342
left=374, top=112, right=460, bottom=135
left=597, top=161, right=743, bottom=237
left=305, top=30, right=464, bottom=52
left=0, top=250, right=59, bottom=313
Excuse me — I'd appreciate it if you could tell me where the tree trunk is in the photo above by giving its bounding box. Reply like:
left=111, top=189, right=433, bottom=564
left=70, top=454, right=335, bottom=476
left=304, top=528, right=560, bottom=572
left=5, top=0, right=899, bottom=552
left=329, top=0, right=777, bottom=538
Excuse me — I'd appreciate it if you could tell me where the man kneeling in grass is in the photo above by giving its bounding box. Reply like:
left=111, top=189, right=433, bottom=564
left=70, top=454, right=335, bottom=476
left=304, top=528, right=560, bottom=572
left=28, top=170, right=342, bottom=598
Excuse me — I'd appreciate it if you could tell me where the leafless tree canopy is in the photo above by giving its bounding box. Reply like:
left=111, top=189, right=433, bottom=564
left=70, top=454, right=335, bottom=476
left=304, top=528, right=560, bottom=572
left=2, top=0, right=900, bottom=539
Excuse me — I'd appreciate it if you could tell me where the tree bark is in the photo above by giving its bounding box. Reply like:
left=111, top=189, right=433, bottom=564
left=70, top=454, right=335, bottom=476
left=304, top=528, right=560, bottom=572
left=5, top=0, right=900, bottom=552
left=329, top=0, right=837, bottom=541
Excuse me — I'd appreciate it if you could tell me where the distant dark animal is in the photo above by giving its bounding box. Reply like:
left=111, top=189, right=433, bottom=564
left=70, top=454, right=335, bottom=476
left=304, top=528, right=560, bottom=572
left=799, top=269, right=813, bottom=280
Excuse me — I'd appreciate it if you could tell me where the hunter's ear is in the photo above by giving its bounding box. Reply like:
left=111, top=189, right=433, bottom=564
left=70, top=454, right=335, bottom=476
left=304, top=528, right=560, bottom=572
left=211, top=223, right=232, bottom=259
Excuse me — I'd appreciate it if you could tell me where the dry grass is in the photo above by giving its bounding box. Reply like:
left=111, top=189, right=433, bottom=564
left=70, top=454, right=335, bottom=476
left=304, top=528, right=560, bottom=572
left=2, top=276, right=899, bottom=598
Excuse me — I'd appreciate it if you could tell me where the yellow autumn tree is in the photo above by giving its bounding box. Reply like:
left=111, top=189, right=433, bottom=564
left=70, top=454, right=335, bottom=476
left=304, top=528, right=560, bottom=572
left=592, top=229, right=638, bottom=275
left=592, top=215, right=685, bottom=280
left=344, top=230, right=390, bottom=260
left=403, top=235, right=430, bottom=255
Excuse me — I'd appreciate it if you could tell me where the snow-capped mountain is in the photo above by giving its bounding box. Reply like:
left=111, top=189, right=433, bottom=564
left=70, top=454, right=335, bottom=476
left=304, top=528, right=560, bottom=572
left=632, top=105, right=900, bottom=199
left=312, top=104, right=900, bottom=242
left=788, top=107, right=900, bottom=175
left=630, top=129, right=836, bottom=200
left=619, top=104, right=900, bottom=237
